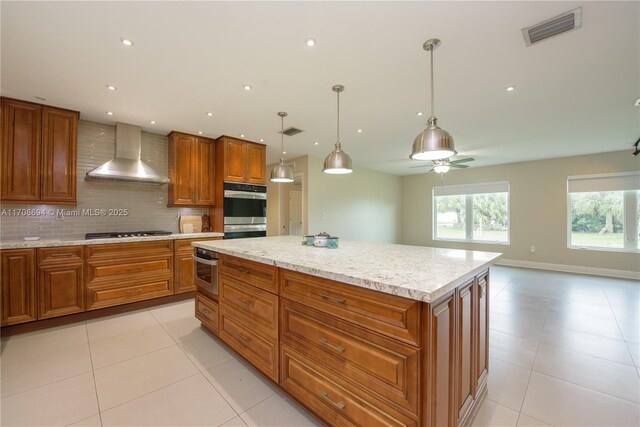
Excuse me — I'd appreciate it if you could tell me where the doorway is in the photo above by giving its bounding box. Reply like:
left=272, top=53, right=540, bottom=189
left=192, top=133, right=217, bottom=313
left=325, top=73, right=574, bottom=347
left=289, top=190, right=302, bottom=236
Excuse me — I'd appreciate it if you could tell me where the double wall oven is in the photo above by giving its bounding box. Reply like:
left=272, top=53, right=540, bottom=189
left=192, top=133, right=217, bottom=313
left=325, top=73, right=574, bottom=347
left=223, top=182, right=267, bottom=239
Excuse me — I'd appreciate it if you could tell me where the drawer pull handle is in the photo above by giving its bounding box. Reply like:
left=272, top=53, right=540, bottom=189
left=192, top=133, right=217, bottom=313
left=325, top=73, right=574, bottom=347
left=126, top=289, right=142, bottom=295
left=49, top=253, right=73, bottom=257
left=237, top=333, right=251, bottom=343
left=319, top=391, right=345, bottom=410
left=319, top=337, right=345, bottom=353
left=237, top=267, right=251, bottom=274
left=235, top=298, right=251, bottom=308
left=200, top=307, right=211, bottom=315
left=320, top=294, right=345, bottom=304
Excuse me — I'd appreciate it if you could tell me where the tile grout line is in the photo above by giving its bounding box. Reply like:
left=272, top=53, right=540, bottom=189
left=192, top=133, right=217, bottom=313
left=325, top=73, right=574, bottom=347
left=84, top=321, right=105, bottom=427
left=603, top=288, right=640, bottom=377
left=514, top=338, right=539, bottom=426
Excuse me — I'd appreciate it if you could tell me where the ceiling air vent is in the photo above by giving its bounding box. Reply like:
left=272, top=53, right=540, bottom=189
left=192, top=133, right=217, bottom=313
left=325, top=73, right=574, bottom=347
left=522, top=7, right=582, bottom=46
left=280, top=127, right=304, bottom=136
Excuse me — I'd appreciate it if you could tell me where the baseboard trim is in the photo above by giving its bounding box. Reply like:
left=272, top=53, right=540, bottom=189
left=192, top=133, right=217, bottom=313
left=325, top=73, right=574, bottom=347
left=496, top=259, right=640, bottom=280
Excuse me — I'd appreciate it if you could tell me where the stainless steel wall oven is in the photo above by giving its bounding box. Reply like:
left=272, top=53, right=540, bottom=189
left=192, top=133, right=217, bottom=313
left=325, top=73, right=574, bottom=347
left=223, top=182, right=267, bottom=239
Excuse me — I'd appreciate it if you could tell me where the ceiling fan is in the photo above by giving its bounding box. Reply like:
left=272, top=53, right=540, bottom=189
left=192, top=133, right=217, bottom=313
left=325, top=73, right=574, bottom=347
left=410, top=157, right=475, bottom=173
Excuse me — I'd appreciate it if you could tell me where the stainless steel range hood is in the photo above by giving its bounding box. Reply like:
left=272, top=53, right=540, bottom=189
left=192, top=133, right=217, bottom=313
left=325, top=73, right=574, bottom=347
left=85, top=123, right=170, bottom=184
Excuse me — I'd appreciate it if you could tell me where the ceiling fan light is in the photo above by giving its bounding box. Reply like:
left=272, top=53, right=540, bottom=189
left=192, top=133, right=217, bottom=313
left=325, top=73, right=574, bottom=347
left=410, top=117, right=456, bottom=160
left=433, top=164, right=451, bottom=174
left=270, top=158, right=294, bottom=183
left=323, top=142, right=353, bottom=174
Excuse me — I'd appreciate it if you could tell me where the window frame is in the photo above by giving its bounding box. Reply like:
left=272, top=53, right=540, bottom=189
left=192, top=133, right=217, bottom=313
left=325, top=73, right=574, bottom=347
left=566, top=172, right=640, bottom=253
left=432, top=181, right=511, bottom=245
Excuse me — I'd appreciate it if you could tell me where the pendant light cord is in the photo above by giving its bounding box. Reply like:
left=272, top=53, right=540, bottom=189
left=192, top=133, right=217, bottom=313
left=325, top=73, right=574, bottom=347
left=280, top=115, right=284, bottom=157
left=336, top=90, right=340, bottom=143
left=430, top=47, right=435, bottom=117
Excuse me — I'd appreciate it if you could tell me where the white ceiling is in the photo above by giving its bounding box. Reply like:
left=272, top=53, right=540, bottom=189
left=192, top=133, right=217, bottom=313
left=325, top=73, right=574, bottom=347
left=2, top=1, right=638, bottom=175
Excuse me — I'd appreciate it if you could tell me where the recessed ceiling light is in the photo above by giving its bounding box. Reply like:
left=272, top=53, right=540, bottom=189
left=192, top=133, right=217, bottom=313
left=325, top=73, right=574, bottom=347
left=635, top=98, right=640, bottom=107
left=106, top=111, right=114, bottom=116
left=314, top=142, right=319, bottom=145
left=198, top=131, right=203, bottom=135
left=417, top=112, right=424, bottom=116
left=357, top=129, right=363, bottom=133
left=243, top=85, right=252, bottom=91
left=206, top=112, right=213, bottom=117
left=259, top=139, right=264, bottom=142
left=106, top=85, right=117, bottom=91
left=282, top=151, right=287, bottom=154
left=240, top=134, right=245, bottom=138
left=506, top=85, right=516, bottom=92
left=120, top=38, right=134, bottom=47
left=305, top=38, right=317, bottom=47
left=150, top=120, right=156, bottom=125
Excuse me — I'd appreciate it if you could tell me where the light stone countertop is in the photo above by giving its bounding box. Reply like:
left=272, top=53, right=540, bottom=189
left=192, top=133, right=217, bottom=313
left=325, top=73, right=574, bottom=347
left=193, top=236, right=502, bottom=303
left=0, top=232, right=224, bottom=250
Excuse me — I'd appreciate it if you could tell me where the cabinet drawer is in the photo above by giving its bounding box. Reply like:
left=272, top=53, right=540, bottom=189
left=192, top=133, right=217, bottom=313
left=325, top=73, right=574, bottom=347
left=281, top=300, right=419, bottom=415
left=38, top=246, right=83, bottom=265
left=219, top=255, right=277, bottom=294
left=220, top=274, right=278, bottom=338
left=87, top=255, right=173, bottom=284
left=281, top=345, right=417, bottom=427
left=280, top=269, right=420, bottom=346
left=195, top=292, right=218, bottom=334
left=219, top=305, right=278, bottom=382
left=87, top=276, right=173, bottom=310
left=175, top=238, right=220, bottom=253
left=86, top=241, right=173, bottom=260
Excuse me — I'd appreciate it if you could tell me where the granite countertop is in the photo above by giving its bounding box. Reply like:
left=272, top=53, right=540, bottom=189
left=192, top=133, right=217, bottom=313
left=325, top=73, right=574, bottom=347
left=193, top=236, right=502, bottom=303
left=0, top=232, right=224, bottom=249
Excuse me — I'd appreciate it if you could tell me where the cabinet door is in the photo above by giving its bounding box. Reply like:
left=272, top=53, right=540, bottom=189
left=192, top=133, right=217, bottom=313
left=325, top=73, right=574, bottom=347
left=1, top=98, right=41, bottom=202
left=175, top=252, right=196, bottom=293
left=456, top=280, right=475, bottom=424
left=1, top=249, right=36, bottom=326
left=224, top=138, right=246, bottom=182
left=169, top=133, right=196, bottom=206
left=195, top=137, right=215, bottom=205
left=38, top=263, right=84, bottom=319
left=424, top=292, right=456, bottom=427
left=246, top=143, right=266, bottom=184
left=41, top=107, right=78, bottom=203
left=475, top=271, right=489, bottom=397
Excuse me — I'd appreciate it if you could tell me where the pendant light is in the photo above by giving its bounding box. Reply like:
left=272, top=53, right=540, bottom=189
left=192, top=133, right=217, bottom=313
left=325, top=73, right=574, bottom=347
left=410, top=38, right=457, bottom=161
left=323, top=85, right=353, bottom=174
left=269, top=112, right=294, bottom=183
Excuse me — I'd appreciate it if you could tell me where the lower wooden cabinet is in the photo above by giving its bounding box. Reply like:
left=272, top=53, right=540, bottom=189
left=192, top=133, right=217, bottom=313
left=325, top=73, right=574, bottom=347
left=195, top=292, right=218, bottom=333
left=37, top=246, right=84, bottom=319
left=175, top=238, right=222, bottom=294
left=475, top=271, right=489, bottom=398
left=1, top=249, right=36, bottom=326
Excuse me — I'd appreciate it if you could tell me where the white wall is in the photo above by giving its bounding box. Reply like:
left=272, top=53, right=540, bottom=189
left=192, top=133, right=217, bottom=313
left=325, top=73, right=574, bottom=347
left=401, top=150, right=640, bottom=276
left=307, top=156, right=402, bottom=243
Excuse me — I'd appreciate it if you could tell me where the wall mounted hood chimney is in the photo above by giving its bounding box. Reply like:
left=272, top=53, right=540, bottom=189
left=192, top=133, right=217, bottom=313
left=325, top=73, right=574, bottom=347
left=85, top=123, right=170, bottom=184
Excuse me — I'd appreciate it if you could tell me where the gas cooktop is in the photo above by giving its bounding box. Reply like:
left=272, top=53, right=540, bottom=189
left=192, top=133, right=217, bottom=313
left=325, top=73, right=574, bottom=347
left=85, top=231, right=173, bottom=240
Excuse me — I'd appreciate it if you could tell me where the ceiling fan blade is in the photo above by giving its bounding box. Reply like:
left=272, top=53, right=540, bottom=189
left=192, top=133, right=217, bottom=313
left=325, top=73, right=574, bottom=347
left=450, top=157, right=475, bottom=164
left=409, top=164, right=432, bottom=168
left=451, top=164, right=469, bottom=168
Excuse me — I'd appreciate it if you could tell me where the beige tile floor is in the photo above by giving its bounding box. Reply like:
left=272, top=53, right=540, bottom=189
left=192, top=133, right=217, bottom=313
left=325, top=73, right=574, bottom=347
left=1, top=266, right=638, bottom=426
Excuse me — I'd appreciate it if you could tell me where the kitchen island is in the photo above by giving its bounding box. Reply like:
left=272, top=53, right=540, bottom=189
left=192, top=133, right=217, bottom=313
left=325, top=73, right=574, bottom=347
left=193, top=236, right=501, bottom=427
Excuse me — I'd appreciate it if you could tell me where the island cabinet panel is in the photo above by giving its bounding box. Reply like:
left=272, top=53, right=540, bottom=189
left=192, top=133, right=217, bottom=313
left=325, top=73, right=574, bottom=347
left=220, top=275, right=278, bottom=338
left=219, top=255, right=278, bottom=294
left=423, top=291, right=456, bottom=427
left=475, top=271, right=489, bottom=398
left=281, top=300, right=419, bottom=416
left=85, top=241, right=174, bottom=309
left=1, top=249, right=37, bottom=326
left=456, top=280, right=476, bottom=424
left=280, top=344, right=417, bottom=427
left=37, top=246, right=84, bottom=319
left=280, top=269, right=420, bottom=347
left=195, top=292, right=218, bottom=333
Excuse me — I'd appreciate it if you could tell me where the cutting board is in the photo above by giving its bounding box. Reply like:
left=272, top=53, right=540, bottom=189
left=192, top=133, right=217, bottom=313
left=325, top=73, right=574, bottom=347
left=179, top=215, right=202, bottom=233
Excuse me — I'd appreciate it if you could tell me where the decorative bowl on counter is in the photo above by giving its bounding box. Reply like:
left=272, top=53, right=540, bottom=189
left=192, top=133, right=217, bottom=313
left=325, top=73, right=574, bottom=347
left=313, top=236, right=328, bottom=247
left=302, top=232, right=338, bottom=248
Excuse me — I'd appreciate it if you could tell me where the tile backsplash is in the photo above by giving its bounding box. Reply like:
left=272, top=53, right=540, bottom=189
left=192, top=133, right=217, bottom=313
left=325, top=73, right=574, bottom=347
left=0, top=120, right=208, bottom=241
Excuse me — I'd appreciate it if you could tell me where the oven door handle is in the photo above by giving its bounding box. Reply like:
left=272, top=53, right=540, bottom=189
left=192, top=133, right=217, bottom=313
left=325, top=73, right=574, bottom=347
left=192, top=255, right=218, bottom=266
left=224, top=190, right=267, bottom=200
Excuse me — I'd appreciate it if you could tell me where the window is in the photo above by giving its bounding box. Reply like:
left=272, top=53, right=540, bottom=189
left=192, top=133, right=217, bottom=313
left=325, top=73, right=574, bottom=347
left=434, top=181, right=509, bottom=244
left=568, top=172, right=640, bottom=252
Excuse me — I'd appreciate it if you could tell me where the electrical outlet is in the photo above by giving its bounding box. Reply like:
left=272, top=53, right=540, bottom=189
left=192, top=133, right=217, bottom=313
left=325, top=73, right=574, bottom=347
left=530, top=245, right=536, bottom=254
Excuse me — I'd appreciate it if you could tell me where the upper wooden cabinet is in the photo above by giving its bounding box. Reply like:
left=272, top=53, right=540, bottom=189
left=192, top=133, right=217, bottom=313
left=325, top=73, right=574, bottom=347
left=217, top=136, right=266, bottom=185
left=168, top=131, right=215, bottom=206
left=0, top=98, right=78, bottom=204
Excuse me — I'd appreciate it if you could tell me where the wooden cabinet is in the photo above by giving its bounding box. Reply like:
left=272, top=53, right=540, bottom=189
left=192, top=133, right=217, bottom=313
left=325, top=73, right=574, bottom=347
left=174, top=238, right=221, bottom=294
left=1, top=97, right=78, bottom=204
left=456, top=280, right=475, bottom=424
left=85, top=241, right=174, bottom=310
left=168, top=131, right=215, bottom=207
left=195, top=292, right=218, bottom=333
left=37, top=247, right=84, bottom=319
left=217, top=136, right=266, bottom=185
left=475, top=271, right=489, bottom=399
left=220, top=254, right=278, bottom=294
left=1, top=249, right=36, bottom=326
